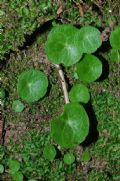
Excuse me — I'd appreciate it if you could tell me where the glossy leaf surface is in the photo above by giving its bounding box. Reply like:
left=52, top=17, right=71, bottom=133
left=12, top=100, right=25, bottom=112
left=75, top=26, right=102, bottom=53
left=17, top=69, right=48, bottom=103
left=69, top=84, right=90, bottom=103
left=109, top=49, right=120, bottom=62
left=51, top=103, right=89, bottom=148
left=8, top=159, right=20, bottom=173
left=45, top=24, right=82, bottom=66
left=110, top=25, right=120, bottom=49
left=76, top=54, right=102, bottom=83
left=63, top=153, right=75, bottom=165
left=43, top=145, right=56, bottom=161
left=12, top=172, right=23, bottom=181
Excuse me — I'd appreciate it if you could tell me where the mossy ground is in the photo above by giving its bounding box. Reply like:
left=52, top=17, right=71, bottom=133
left=0, top=0, right=120, bottom=180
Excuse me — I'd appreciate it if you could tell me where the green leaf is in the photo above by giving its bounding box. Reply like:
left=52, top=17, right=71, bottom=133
left=109, top=49, right=120, bottom=62
left=43, top=145, right=56, bottom=161
left=76, top=54, right=102, bottom=83
left=75, top=26, right=102, bottom=53
left=69, top=84, right=90, bottom=103
left=81, top=151, right=91, bottom=162
left=12, top=100, right=25, bottom=112
left=51, top=103, right=89, bottom=148
left=0, top=164, right=4, bottom=174
left=45, top=24, right=82, bottom=66
left=63, top=153, right=75, bottom=165
left=8, top=159, right=20, bottom=173
left=110, top=25, right=120, bottom=49
left=17, top=69, right=48, bottom=103
left=12, top=172, right=23, bottom=181
left=0, top=88, right=5, bottom=99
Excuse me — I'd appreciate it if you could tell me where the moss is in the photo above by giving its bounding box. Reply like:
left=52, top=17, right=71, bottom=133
left=89, top=90, right=120, bottom=178
left=0, top=0, right=57, bottom=59
left=88, top=170, right=111, bottom=181
left=3, top=129, right=79, bottom=180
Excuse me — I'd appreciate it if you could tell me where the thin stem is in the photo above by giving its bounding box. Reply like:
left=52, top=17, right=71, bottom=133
left=54, top=64, right=70, bottom=104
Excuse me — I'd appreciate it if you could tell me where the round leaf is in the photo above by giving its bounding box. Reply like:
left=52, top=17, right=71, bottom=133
left=63, top=153, right=75, bottom=165
left=45, top=24, right=82, bottom=66
left=51, top=103, right=89, bottom=148
left=0, top=164, right=4, bottom=174
left=8, top=159, right=20, bottom=173
left=12, top=100, right=25, bottom=112
left=0, top=88, right=5, bottom=99
left=109, top=49, right=120, bottom=62
left=69, top=84, right=90, bottom=103
left=43, top=145, right=56, bottom=161
left=76, top=54, right=102, bottom=83
left=17, top=69, right=48, bottom=103
left=75, top=26, right=102, bottom=53
left=81, top=151, right=91, bottom=162
left=12, top=172, right=23, bottom=181
left=110, top=25, right=120, bottom=49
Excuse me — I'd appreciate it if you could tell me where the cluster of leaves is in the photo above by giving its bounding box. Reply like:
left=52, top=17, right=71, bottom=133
left=45, top=24, right=103, bottom=149
left=3, top=24, right=119, bottom=163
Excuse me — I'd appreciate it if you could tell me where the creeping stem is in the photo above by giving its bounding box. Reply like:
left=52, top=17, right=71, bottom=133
left=54, top=64, right=70, bottom=104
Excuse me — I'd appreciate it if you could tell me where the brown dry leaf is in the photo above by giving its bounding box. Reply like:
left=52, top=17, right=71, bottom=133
left=78, top=4, right=84, bottom=17
left=57, top=4, right=64, bottom=15
left=73, top=1, right=86, bottom=17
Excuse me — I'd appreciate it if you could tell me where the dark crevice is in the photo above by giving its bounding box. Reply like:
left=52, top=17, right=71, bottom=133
left=82, top=102, right=99, bottom=147
left=19, top=20, right=53, bottom=50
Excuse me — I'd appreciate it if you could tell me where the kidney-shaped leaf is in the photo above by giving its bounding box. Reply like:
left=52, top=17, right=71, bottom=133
left=75, top=26, right=102, bottom=53
left=43, top=145, right=56, bottom=161
left=45, top=24, right=83, bottom=66
left=63, top=153, right=75, bottom=165
left=17, top=69, right=48, bottom=103
left=76, top=54, right=102, bottom=83
left=51, top=103, right=89, bottom=148
left=69, top=84, right=90, bottom=104
left=12, top=100, right=25, bottom=113
left=110, top=25, right=120, bottom=49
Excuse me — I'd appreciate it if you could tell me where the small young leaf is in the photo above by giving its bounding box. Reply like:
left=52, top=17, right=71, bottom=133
left=8, top=159, right=20, bottom=173
left=76, top=54, right=102, bottom=83
left=69, top=84, right=90, bottom=103
left=110, top=25, right=120, bottom=49
left=109, top=49, right=120, bottom=62
left=63, top=153, right=75, bottom=165
left=0, top=164, right=4, bottom=174
left=75, top=26, right=102, bottom=53
left=12, top=100, right=25, bottom=113
left=12, top=172, right=23, bottom=181
left=51, top=103, right=89, bottom=148
left=81, top=151, right=91, bottom=162
left=45, top=24, right=82, bottom=66
left=17, top=69, right=48, bottom=103
left=43, top=145, right=56, bottom=161
left=0, top=88, right=5, bottom=99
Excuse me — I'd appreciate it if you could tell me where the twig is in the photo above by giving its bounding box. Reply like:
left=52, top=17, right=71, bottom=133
left=101, top=22, right=115, bottom=42
left=54, top=64, right=70, bottom=104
